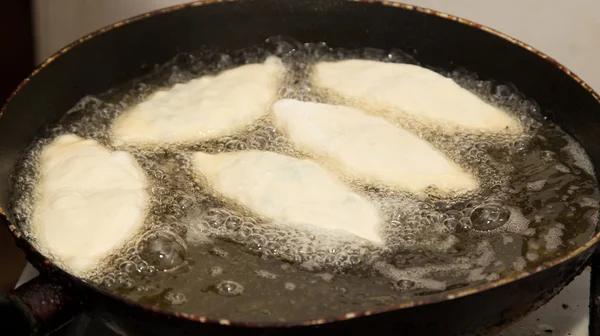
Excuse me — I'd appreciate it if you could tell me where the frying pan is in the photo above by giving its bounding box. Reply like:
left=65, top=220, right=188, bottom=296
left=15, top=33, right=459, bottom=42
left=1, top=0, right=600, bottom=335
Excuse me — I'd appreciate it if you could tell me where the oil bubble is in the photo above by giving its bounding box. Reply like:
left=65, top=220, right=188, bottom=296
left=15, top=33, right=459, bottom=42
left=209, top=247, right=229, bottom=258
left=165, top=292, right=188, bottom=305
left=209, top=266, right=223, bottom=276
left=540, top=150, right=556, bottom=163
left=138, top=230, right=188, bottom=272
left=470, top=204, right=510, bottom=231
left=255, top=270, right=277, bottom=279
left=392, top=279, right=415, bottom=291
left=215, top=280, right=244, bottom=297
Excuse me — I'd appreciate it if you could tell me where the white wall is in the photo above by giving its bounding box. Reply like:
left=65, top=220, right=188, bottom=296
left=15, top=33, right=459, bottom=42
left=403, top=0, right=600, bottom=91
left=33, top=0, right=193, bottom=63
left=33, top=0, right=600, bottom=90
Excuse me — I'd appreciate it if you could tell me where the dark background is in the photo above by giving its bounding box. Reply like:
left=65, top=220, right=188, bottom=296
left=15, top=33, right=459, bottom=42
left=0, top=0, right=34, bottom=291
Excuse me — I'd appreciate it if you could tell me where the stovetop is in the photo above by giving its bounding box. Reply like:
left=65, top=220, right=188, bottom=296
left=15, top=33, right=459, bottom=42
left=17, top=264, right=590, bottom=336
left=51, top=315, right=115, bottom=336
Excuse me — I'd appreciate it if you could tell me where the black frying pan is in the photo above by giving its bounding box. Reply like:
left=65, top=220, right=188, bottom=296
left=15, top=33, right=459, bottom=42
left=1, top=0, right=600, bottom=335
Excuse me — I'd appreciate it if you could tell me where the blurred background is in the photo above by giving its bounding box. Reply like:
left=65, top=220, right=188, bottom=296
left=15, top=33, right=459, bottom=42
left=1, top=0, right=600, bottom=291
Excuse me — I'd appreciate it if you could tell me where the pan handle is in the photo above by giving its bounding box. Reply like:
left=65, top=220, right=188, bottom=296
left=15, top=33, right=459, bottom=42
left=0, top=273, right=83, bottom=336
left=589, top=242, right=600, bottom=336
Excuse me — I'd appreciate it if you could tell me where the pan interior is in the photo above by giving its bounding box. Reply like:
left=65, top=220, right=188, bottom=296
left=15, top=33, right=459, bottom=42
left=8, top=37, right=599, bottom=322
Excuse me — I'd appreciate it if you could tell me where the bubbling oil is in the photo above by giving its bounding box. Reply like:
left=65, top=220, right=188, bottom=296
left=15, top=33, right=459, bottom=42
left=8, top=36, right=600, bottom=322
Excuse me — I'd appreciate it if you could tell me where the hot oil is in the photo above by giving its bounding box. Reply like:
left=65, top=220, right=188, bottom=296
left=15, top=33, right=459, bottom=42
left=8, top=36, right=600, bottom=322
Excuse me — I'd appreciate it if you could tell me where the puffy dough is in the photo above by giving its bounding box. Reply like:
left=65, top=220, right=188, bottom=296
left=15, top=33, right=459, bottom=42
left=192, top=150, right=383, bottom=244
left=112, top=56, right=285, bottom=146
left=312, top=60, right=522, bottom=134
left=273, top=99, right=478, bottom=195
left=33, top=134, right=148, bottom=276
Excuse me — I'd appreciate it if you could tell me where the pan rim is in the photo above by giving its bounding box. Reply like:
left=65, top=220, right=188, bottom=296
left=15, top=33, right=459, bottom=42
left=1, top=0, right=599, bottom=328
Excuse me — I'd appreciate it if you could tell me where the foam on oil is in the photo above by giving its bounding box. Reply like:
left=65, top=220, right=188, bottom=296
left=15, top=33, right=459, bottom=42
left=8, top=36, right=599, bottom=322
